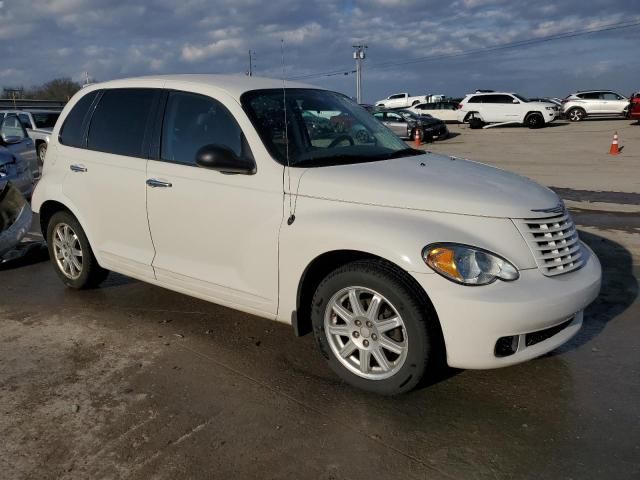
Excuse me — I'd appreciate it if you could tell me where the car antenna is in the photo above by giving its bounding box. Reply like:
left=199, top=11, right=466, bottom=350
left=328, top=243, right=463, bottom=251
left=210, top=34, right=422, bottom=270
left=282, top=39, right=295, bottom=226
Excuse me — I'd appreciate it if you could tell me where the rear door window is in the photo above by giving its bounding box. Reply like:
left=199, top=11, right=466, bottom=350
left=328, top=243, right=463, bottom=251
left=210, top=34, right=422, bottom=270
left=18, top=113, right=31, bottom=129
left=59, top=91, right=99, bottom=148
left=87, top=88, right=157, bottom=157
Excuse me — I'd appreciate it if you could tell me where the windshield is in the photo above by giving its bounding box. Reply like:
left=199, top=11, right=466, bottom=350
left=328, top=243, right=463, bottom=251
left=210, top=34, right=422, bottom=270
left=32, top=112, right=60, bottom=129
left=398, top=110, right=419, bottom=121
left=241, top=89, right=417, bottom=167
left=513, top=94, right=529, bottom=103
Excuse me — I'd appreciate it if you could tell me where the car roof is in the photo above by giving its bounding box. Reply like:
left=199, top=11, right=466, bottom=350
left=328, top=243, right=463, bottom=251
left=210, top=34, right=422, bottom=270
left=81, top=74, right=322, bottom=101
left=467, top=92, right=515, bottom=96
left=0, top=109, right=61, bottom=113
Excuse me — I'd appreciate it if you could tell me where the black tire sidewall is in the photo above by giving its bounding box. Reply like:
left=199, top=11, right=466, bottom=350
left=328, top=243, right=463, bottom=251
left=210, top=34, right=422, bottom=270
left=311, top=262, right=433, bottom=395
left=46, top=211, right=103, bottom=289
left=526, top=113, right=543, bottom=129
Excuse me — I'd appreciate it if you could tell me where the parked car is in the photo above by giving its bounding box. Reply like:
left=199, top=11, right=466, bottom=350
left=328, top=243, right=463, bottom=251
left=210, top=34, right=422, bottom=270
left=375, top=92, right=432, bottom=109
left=32, top=75, right=601, bottom=395
left=371, top=109, right=448, bottom=141
left=397, top=110, right=449, bottom=140
left=561, top=90, right=629, bottom=122
left=408, top=101, right=460, bottom=122
left=0, top=180, right=33, bottom=260
left=457, top=92, right=560, bottom=129
left=626, top=92, right=640, bottom=121
left=0, top=115, right=36, bottom=197
left=0, top=109, right=60, bottom=166
left=528, top=97, right=562, bottom=108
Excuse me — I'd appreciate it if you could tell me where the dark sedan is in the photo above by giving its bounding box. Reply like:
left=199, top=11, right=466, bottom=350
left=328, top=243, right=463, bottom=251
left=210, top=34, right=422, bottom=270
left=372, top=108, right=449, bottom=141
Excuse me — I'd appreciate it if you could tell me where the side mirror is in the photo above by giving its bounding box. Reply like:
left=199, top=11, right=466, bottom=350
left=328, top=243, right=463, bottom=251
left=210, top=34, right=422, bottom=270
left=195, top=144, right=255, bottom=175
left=0, top=117, right=27, bottom=145
left=512, top=99, right=519, bottom=104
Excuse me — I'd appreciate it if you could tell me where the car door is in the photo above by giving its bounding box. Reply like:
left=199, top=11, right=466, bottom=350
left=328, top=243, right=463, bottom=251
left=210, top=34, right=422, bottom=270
left=383, top=112, right=409, bottom=137
left=1, top=114, right=37, bottom=176
left=387, top=94, right=406, bottom=108
left=601, top=92, right=627, bottom=114
left=60, top=87, right=159, bottom=279
left=145, top=89, right=282, bottom=317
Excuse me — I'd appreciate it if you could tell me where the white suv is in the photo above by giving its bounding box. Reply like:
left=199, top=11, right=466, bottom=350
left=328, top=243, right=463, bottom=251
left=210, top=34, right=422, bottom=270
left=458, top=92, right=560, bottom=128
left=32, top=75, right=601, bottom=395
left=562, top=90, right=629, bottom=122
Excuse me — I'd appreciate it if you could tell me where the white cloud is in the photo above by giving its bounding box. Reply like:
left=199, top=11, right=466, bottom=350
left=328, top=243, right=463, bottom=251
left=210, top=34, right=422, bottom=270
left=181, top=38, right=245, bottom=62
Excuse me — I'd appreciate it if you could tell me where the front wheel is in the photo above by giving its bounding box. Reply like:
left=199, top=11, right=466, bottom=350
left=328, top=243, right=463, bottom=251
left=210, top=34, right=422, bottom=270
left=568, top=108, right=585, bottom=122
left=311, top=260, right=443, bottom=395
left=46, top=211, right=109, bottom=289
left=525, top=113, right=544, bottom=129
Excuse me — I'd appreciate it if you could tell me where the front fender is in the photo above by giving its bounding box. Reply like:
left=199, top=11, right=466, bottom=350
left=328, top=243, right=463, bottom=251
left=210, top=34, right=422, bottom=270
left=276, top=196, right=536, bottom=322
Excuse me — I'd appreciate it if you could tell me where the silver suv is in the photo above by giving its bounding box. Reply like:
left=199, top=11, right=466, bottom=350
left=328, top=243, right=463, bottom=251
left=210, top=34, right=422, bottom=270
left=562, top=90, right=628, bottom=122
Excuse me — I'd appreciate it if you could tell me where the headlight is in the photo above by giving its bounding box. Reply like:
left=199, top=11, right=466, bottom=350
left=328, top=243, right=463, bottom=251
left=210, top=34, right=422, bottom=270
left=422, top=243, right=519, bottom=285
left=545, top=106, right=554, bottom=110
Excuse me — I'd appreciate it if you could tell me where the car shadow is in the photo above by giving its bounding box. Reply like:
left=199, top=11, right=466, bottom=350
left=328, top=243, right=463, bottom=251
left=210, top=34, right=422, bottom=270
left=553, top=230, right=638, bottom=354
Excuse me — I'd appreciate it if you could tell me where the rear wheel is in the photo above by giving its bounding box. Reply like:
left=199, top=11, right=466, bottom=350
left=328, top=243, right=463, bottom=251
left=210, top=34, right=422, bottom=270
left=46, top=211, right=109, bottom=289
left=568, top=108, right=585, bottom=122
left=37, top=142, right=47, bottom=164
left=311, top=260, right=443, bottom=395
left=469, top=117, right=484, bottom=129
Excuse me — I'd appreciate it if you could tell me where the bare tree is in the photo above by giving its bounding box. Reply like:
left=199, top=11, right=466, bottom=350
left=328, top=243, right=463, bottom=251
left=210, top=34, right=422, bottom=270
left=22, top=78, right=82, bottom=100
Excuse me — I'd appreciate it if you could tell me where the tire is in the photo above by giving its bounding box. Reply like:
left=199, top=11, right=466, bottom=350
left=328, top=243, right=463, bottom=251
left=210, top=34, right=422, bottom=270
left=311, top=259, right=443, bottom=395
left=37, top=142, right=47, bottom=164
left=525, top=113, right=544, bottom=129
left=469, top=118, right=484, bottom=129
left=567, top=108, right=585, bottom=122
left=46, top=211, right=109, bottom=289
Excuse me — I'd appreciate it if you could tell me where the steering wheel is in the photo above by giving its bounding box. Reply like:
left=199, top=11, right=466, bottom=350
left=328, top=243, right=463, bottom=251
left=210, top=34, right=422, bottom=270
left=328, top=135, right=355, bottom=148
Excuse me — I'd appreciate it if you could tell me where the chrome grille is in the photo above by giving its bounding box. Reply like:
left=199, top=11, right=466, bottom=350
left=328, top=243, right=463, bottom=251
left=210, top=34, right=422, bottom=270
left=515, top=211, right=584, bottom=277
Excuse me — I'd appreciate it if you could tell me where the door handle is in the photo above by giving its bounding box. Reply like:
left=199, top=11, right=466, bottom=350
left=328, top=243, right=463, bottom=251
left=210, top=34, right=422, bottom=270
left=146, top=178, right=173, bottom=188
left=70, top=164, right=87, bottom=173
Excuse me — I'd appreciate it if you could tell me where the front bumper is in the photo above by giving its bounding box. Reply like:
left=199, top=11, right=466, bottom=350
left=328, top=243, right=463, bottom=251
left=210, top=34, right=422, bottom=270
left=410, top=243, right=601, bottom=369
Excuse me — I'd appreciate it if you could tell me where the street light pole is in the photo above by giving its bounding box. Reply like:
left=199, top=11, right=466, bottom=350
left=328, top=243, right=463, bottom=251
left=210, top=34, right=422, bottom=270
left=352, top=45, right=367, bottom=103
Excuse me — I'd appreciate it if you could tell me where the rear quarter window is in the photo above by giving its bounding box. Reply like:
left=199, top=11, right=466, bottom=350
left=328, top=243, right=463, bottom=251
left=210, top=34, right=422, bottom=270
left=59, top=91, right=98, bottom=148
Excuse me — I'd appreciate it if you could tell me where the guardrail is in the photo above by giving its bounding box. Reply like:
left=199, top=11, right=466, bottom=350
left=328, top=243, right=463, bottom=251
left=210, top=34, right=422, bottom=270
left=0, top=99, right=66, bottom=110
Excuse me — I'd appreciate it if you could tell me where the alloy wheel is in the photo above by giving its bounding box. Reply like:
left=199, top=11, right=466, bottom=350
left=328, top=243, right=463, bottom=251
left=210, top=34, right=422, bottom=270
left=569, top=109, right=584, bottom=121
left=52, top=223, right=83, bottom=280
left=324, top=286, right=408, bottom=380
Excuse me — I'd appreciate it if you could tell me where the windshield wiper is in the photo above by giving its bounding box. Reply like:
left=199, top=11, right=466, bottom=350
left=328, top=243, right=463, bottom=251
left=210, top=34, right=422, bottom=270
left=381, top=148, right=424, bottom=159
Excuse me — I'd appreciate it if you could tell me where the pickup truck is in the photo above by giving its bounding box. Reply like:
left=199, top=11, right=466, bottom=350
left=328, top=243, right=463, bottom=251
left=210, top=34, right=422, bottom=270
left=0, top=109, right=61, bottom=166
left=375, top=93, right=445, bottom=109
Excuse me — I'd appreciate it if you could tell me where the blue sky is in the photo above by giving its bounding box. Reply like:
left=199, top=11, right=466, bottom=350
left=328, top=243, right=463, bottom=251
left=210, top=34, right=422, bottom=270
left=1, top=0, right=639, bottom=102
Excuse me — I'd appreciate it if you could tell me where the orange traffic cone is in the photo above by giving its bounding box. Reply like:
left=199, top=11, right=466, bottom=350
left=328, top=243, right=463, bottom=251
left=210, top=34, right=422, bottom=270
left=609, top=132, right=620, bottom=155
left=414, top=128, right=422, bottom=147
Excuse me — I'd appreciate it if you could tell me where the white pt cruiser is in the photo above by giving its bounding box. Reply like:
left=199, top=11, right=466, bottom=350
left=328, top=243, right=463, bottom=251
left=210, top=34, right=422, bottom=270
left=32, top=75, right=601, bottom=395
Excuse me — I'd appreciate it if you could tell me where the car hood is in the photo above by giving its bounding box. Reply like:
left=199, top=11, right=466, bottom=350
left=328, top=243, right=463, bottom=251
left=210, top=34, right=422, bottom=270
left=296, top=152, right=560, bottom=218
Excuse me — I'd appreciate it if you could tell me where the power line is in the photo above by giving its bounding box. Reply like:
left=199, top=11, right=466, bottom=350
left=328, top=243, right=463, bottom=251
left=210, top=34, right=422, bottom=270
left=288, top=19, right=640, bottom=81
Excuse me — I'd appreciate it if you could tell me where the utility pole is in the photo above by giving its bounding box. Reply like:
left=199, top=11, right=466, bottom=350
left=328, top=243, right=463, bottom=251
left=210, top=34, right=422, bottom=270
left=352, top=45, right=367, bottom=104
